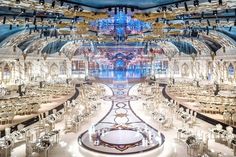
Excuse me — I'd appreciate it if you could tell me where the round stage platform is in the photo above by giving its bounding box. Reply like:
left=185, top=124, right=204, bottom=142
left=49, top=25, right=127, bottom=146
left=100, top=129, right=143, bottom=145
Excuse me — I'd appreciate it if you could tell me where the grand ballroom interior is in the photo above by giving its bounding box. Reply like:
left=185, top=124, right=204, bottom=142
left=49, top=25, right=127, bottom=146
left=0, top=0, right=236, bottom=157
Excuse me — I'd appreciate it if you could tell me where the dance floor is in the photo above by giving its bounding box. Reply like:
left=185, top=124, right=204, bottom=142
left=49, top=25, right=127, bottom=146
left=78, top=82, right=165, bottom=155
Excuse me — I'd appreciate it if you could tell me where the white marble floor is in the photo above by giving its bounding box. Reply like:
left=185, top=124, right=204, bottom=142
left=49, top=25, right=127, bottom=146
left=11, top=83, right=235, bottom=157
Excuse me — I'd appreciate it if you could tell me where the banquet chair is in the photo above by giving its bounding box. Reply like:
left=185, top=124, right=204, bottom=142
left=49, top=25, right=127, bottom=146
left=64, top=117, right=74, bottom=132
left=31, top=104, right=40, bottom=114
left=223, top=112, right=231, bottom=124
left=218, top=105, right=225, bottom=114
left=0, top=113, right=7, bottom=125
left=216, top=124, right=223, bottom=130
left=18, top=104, right=27, bottom=115
left=6, top=112, right=14, bottom=124
left=186, top=108, right=190, bottom=114
left=72, top=115, right=81, bottom=132
left=52, top=109, right=64, bottom=122
left=226, top=106, right=233, bottom=114
left=163, top=118, right=173, bottom=130
left=232, top=113, right=236, bottom=125
left=191, top=111, right=197, bottom=123
left=25, top=105, right=32, bottom=115
left=190, top=110, right=193, bottom=116
left=226, top=126, right=234, bottom=147
left=187, top=142, right=201, bottom=157
left=212, top=105, right=219, bottom=114
left=205, top=105, right=211, bottom=113
left=38, top=113, right=46, bottom=127
left=200, top=105, right=206, bottom=113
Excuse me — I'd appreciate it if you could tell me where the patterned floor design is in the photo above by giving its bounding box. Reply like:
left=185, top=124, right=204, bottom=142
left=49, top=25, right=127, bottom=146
left=78, top=82, right=165, bottom=155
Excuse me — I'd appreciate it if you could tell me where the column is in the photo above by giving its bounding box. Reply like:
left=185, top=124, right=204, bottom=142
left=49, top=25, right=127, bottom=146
left=19, top=59, right=25, bottom=83
left=168, top=59, right=174, bottom=79
left=234, top=62, right=236, bottom=83
left=85, top=58, right=89, bottom=78
left=151, top=57, right=155, bottom=76
left=66, top=60, right=72, bottom=78
left=40, top=60, right=46, bottom=81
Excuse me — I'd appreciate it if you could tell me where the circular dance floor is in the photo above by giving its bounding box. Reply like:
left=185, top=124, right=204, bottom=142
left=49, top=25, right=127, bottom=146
left=100, top=130, right=143, bottom=145
left=78, top=82, right=165, bottom=155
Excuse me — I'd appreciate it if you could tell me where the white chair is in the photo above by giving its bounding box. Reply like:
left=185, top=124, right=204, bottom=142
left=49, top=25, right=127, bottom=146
left=0, top=113, right=7, bottom=125
left=223, top=112, right=231, bottom=124
left=226, top=126, right=233, bottom=134
left=17, top=124, right=25, bottom=131
left=232, top=113, right=236, bottom=126
left=190, top=110, right=193, bottom=116
left=32, top=104, right=40, bottom=114
left=187, top=142, right=201, bottom=157
left=64, top=117, right=74, bottom=133
left=218, top=105, right=225, bottom=114
left=192, top=111, right=197, bottom=123
left=163, top=118, right=173, bottom=129
left=201, top=105, right=206, bottom=113
left=73, top=115, right=81, bottom=132
left=7, top=112, right=14, bottom=124
left=18, top=105, right=27, bottom=115
left=186, top=108, right=190, bottom=114
left=216, top=124, right=223, bottom=130
left=225, top=126, right=234, bottom=146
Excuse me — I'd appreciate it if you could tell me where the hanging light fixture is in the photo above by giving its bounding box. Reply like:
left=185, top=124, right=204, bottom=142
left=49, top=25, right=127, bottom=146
left=184, top=2, right=189, bottom=12
left=60, top=0, right=64, bottom=6
left=39, top=0, right=45, bottom=5
left=213, top=10, right=217, bottom=16
left=33, top=16, right=37, bottom=25
left=51, top=0, right=55, bottom=8
left=206, top=26, right=209, bottom=35
left=175, top=3, right=179, bottom=8
left=219, top=0, right=222, bottom=5
left=21, top=9, right=25, bottom=13
left=207, top=19, right=210, bottom=26
left=193, top=0, right=199, bottom=7
left=3, top=16, right=6, bottom=24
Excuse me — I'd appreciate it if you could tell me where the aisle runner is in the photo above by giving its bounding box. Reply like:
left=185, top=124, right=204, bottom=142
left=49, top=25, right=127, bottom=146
left=78, top=82, right=165, bottom=155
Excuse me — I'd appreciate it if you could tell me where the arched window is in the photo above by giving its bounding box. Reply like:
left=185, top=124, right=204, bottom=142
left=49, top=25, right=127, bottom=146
left=181, top=63, right=189, bottom=77
left=174, top=63, right=179, bottom=75
left=60, top=61, right=66, bottom=75
left=3, top=64, right=11, bottom=83
left=228, top=63, right=234, bottom=77
left=207, top=62, right=213, bottom=80
left=50, top=63, right=58, bottom=77
left=25, top=62, right=32, bottom=77
left=0, top=67, right=2, bottom=83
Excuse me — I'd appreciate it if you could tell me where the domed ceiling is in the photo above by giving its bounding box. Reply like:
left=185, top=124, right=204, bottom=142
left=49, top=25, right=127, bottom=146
left=0, top=0, right=236, bottom=59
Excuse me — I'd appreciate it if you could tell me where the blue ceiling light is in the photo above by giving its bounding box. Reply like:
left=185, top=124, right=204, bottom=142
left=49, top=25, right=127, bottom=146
left=114, top=11, right=127, bottom=39
left=90, top=11, right=151, bottom=42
